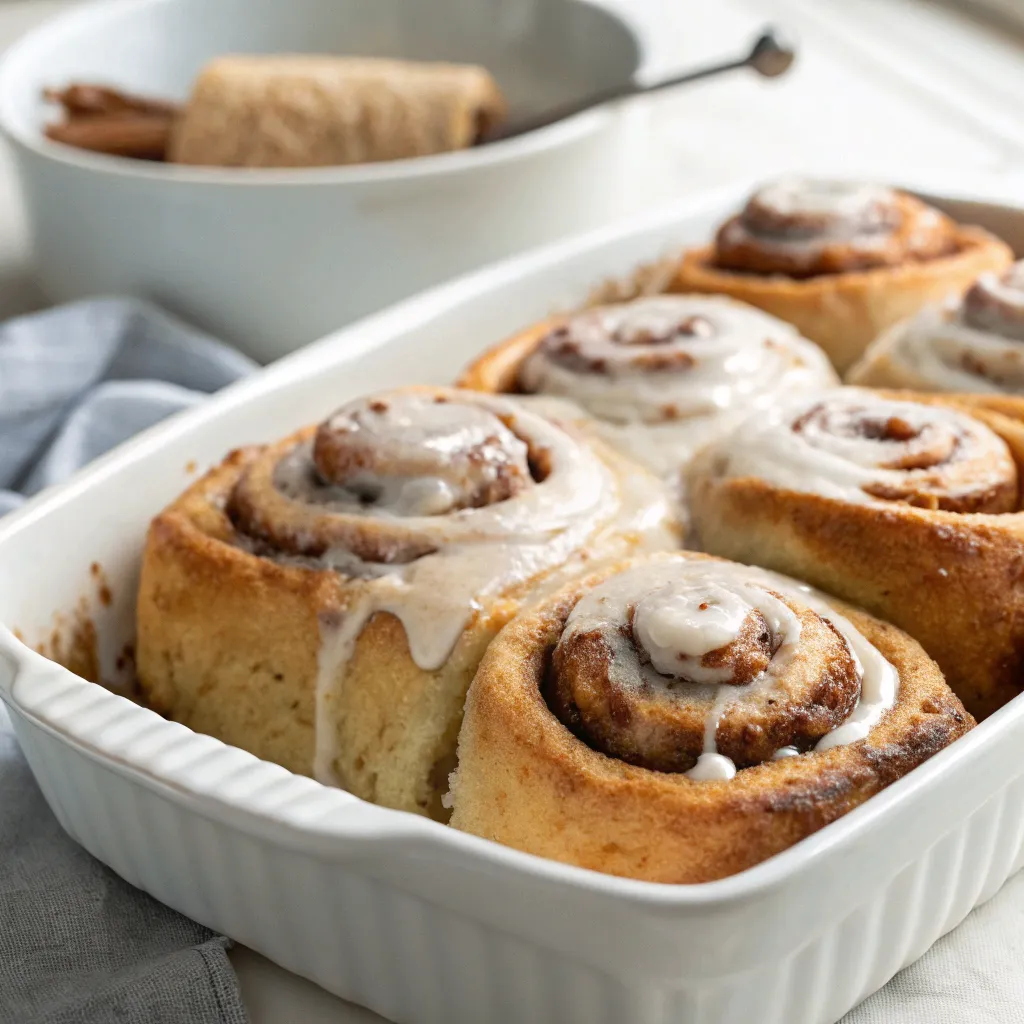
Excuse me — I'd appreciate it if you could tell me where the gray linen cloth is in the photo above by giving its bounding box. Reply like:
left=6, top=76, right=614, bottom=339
left=0, top=298, right=254, bottom=1024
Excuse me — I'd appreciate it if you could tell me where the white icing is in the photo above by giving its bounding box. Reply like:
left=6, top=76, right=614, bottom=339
left=754, top=179, right=894, bottom=222
left=517, top=295, right=837, bottom=479
left=561, top=557, right=899, bottom=780
left=719, top=179, right=906, bottom=270
left=633, top=583, right=750, bottom=667
left=686, top=753, right=737, bottom=781
left=855, top=278, right=1024, bottom=394
left=391, top=476, right=461, bottom=516
left=314, top=598, right=373, bottom=787
left=771, top=746, right=799, bottom=760
left=321, top=390, right=523, bottom=460
left=630, top=579, right=799, bottom=686
left=302, top=390, right=678, bottom=785
left=694, top=388, right=1014, bottom=506
left=961, top=262, right=1024, bottom=341
left=801, top=586, right=898, bottom=752
left=278, top=392, right=532, bottom=517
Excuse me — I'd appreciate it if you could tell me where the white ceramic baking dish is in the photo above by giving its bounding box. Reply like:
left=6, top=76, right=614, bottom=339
left=3, top=178, right=1024, bottom=1024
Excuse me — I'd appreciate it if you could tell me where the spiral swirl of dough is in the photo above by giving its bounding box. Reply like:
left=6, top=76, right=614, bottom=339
left=713, top=179, right=958, bottom=278
left=692, top=389, right=1018, bottom=513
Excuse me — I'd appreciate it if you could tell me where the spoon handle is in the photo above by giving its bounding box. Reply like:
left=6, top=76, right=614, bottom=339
left=489, top=27, right=795, bottom=143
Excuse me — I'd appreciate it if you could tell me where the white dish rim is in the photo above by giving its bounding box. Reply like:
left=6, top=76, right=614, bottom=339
left=1, top=171, right=1022, bottom=911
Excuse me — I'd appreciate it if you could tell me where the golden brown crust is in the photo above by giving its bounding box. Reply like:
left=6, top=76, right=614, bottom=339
left=673, top=226, right=1013, bottom=373
left=137, top=444, right=528, bottom=819
left=687, top=392, right=1024, bottom=720
left=137, top=389, right=679, bottom=820
left=449, top=553, right=972, bottom=884
left=458, top=319, right=559, bottom=394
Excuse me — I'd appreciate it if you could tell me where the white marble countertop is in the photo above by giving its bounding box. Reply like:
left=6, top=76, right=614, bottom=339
left=2, top=1, right=1023, bottom=1020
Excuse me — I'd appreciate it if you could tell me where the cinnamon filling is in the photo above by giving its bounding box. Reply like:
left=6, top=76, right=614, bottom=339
left=544, top=567, right=862, bottom=774
left=227, top=390, right=544, bottom=566
left=711, top=179, right=959, bottom=278
left=534, top=311, right=717, bottom=377
left=630, top=605, right=778, bottom=687
left=789, top=397, right=1018, bottom=513
left=310, top=395, right=533, bottom=514
left=794, top=405, right=956, bottom=470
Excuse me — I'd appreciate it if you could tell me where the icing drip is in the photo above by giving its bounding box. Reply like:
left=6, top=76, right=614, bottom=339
left=687, top=753, right=737, bottom=781
left=695, top=388, right=1017, bottom=513
left=547, top=558, right=898, bottom=779
left=228, top=387, right=677, bottom=786
left=517, top=295, right=837, bottom=478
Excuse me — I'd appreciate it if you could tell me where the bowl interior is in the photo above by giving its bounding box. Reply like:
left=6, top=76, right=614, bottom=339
left=0, top=0, right=641, bottom=141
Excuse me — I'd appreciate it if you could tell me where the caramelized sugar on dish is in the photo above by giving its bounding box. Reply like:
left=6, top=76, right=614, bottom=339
left=850, top=260, right=1024, bottom=393
left=687, top=388, right=1024, bottom=719
left=136, top=386, right=680, bottom=819
left=449, top=552, right=971, bottom=883
left=673, top=178, right=1013, bottom=373
left=460, top=294, right=838, bottom=482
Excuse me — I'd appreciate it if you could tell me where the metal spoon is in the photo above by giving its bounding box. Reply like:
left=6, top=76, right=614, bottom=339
left=487, top=27, right=796, bottom=143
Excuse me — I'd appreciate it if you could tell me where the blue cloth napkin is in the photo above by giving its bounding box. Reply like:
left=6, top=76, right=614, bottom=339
left=0, top=298, right=255, bottom=1023
left=0, top=297, right=255, bottom=514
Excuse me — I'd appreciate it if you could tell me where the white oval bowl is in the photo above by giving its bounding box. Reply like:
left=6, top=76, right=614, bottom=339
left=0, top=0, right=643, bottom=362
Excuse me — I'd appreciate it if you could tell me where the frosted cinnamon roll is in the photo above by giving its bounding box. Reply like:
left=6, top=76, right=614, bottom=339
left=687, top=388, right=1024, bottom=718
left=850, top=260, right=1024, bottom=392
left=459, top=295, right=837, bottom=481
left=449, top=552, right=971, bottom=883
left=674, top=179, right=1013, bottom=373
left=137, top=387, right=680, bottom=819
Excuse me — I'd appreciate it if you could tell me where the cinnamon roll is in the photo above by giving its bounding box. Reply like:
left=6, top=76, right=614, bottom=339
left=136, top=387, right=680, bottom=819
left=449, top=552, right=971, bottom=883
left=458, top=294, right=837, bottom=482
left=169, top=56, right=505, bottom=168
left=850, top=260, right=1024, bottom=392
left=687, top=388, right=1024, bottom=718
left=674, top=180, right=1013, bottom=373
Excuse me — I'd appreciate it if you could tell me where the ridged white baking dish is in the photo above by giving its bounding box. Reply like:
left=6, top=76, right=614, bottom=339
left=4, top=177, right=1024, bottom=1024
